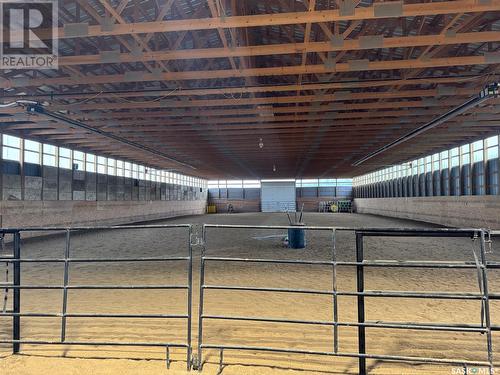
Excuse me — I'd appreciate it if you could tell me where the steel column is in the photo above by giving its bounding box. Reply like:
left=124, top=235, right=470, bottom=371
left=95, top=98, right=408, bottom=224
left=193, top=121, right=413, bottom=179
left=12, top=231, right=20, bottom=353
left=479, top=230, right=494, bottom=374
left=356, top=232, right=366, bottom=375
left=332, top=229, right=338, bottom=354
left=197, top=225, right=206, bottom=371
left=60, top=229, right=71, bottom=342
left=187, top=225, right=193, bottom=370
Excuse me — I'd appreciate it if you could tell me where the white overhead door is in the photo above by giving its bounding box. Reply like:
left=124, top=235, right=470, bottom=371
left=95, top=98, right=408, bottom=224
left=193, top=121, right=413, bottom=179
left=261, top=181, right=296, bottom=212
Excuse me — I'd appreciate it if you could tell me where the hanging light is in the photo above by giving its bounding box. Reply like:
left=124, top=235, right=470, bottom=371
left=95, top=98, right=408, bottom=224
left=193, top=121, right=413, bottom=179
left=258, top=138, right=264, bottom=149
left=273, top=164, right=276, bottom=172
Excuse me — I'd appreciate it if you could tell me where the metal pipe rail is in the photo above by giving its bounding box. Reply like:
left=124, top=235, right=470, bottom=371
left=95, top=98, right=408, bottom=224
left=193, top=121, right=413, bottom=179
left=0, top=224, right=194, bottom=370
left=197, top=225, right=497, bottom=375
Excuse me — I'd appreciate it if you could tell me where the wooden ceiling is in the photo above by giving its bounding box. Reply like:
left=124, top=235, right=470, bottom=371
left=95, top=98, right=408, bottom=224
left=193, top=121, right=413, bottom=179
left=1, top=0, right=500, bottom=178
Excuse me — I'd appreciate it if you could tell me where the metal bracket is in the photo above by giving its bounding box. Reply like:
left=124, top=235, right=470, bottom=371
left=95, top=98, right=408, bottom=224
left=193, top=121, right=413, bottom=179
left=218, top=349, right=224, bottom=374
left=485, top=230, right=493, bottom=254
left=480, top=82, right=499, bottom=98
left=165, top=345, right=170, bottom=369
left=190, top=225, right=205, bottom=247
left=190, top=234, right=204, bottom=247
left=190, top=353, right=200, bottom=371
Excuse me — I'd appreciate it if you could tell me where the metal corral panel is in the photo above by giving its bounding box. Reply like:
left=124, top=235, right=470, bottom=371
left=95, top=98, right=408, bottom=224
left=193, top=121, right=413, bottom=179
left=261, top=181, right=296, bottom=212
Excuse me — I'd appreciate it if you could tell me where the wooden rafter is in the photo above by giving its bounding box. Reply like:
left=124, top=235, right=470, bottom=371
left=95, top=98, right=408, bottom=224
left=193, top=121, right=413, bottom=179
left=1, top=0, right=500, bottom=178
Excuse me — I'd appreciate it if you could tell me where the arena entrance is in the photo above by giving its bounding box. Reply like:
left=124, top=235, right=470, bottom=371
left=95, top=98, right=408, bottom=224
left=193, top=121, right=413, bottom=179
left=260, top=181, right=296, bottom=213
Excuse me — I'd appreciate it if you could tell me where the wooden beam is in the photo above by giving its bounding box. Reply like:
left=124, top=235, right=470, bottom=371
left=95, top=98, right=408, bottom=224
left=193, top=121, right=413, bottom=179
left=56, top=30, right=500, bottom=67
left=48, top=87, right=480, bottom=111
left=5, top=54, right=498, bottom=88
left=29, top=1, right=500, bottom=40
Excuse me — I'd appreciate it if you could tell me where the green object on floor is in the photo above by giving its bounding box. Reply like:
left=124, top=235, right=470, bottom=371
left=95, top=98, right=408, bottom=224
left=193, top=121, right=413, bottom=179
left=337, top=200, right=352, bottom=213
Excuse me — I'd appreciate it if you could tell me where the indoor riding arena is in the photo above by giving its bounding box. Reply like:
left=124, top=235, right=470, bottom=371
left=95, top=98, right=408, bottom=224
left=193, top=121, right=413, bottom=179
left=0, top=1, right=500, bottom=375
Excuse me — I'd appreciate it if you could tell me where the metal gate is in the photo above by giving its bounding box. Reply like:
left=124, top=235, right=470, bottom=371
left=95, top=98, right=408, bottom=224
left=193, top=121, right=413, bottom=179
left=0, top=224, right=194, bottom=370
left=197, top=225, right=499, bottom=374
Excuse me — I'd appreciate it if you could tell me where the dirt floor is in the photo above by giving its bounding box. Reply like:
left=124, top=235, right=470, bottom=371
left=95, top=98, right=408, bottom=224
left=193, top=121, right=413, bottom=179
left=0, top=212, right=498, bottom=375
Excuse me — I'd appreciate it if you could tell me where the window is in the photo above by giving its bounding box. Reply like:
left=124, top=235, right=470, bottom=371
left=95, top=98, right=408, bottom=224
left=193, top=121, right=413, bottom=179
left=319, top=179, right=336, bottom=187
left=486, top=135, right=498, bottom=160
left=411, top=160, right=418, bottom=175
left=24, top=140, right=41, bottom=164
left=337, top=179, right=353, bottom=186
left=43, top=144, right=57, bottom=166
left=432, top=153, right=439, bottom=172
left=116, top=160, right=124, bottom=177
left=461, top=144, right=470, bottom=164
left=73, top=150, right=85, bottom=171
left=440, top=151, right=449, bottom=169
left=300, top=179, right=318, bottom=187
left=107, top=158, right=116, bottom=176
left=472, top=140, right=484, bottom=163
left=418, top=158, right=425, bottom=174
left=124, top=162, right=132, bottom=178
left=132, top=164, right=139, bottom=179
left=227, top=180, right=242, bottom=188
left=97, top=156, right=107, bottom=174
left=59, top=148, right=72, bottom=169
left=450, top=148, right=459, bottom=167
left=2, top=134, right=21, bottom=161
left=425, top=156, right=432, bottom=173
left=86, top=154, right=96, bottom=172
left=243, top=180, right=261, bottom=188
left=139, top=165, right=145, bottom=180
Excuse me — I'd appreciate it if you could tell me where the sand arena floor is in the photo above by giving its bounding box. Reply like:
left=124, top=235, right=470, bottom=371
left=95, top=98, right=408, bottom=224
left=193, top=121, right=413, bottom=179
left=0, top=212, right=499, bottom=375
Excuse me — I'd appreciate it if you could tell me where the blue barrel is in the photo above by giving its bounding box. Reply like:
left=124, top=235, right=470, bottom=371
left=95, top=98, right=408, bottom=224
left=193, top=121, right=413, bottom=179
left=288, top=223, right=306, bottom=249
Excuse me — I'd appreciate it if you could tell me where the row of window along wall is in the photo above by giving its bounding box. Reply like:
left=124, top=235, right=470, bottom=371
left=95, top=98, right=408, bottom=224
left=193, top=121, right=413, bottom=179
left=208, top=179, right=354, bottom=201
left=208, top=179, right=353, bottom=188
left=353, top=134, right=499, bottom=198
left=1, top=134, right=207, bottom=201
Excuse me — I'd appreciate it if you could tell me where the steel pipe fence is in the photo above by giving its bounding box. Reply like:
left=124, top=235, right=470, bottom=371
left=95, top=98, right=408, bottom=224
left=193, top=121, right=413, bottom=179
left=198, top=224, right=499, bottom=374
left=0, top=224, right=498, bottom=373
left=0, top=224, right=194, bottom=370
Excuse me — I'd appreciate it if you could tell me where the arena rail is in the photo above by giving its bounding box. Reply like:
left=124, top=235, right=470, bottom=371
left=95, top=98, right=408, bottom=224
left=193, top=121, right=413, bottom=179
left=0, top=224, right=194, bottom=370
left=198, top=224, right=499, bottom=375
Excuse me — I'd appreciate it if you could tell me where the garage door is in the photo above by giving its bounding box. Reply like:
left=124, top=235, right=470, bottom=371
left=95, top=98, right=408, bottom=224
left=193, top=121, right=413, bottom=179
left=261, top=181, right=296, bottom=212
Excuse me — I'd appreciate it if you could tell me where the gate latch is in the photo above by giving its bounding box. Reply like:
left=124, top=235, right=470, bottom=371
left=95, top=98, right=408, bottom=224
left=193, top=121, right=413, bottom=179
left=190, top=225, right=204, bottom=246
